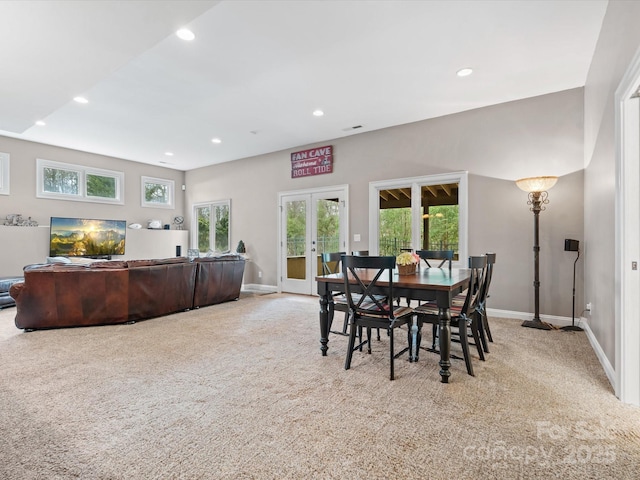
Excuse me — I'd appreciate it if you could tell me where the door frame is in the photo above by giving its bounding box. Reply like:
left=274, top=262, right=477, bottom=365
left=615, top=46, right=640, bottom=405
left=277, top=184, right=350, bottom=294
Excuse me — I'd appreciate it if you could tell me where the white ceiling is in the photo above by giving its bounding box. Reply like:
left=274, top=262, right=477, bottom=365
left=0, top=0, right=607, bottom=171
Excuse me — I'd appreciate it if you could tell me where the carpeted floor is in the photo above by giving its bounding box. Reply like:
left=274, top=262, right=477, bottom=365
left=1, top=294, right=639, bottom=479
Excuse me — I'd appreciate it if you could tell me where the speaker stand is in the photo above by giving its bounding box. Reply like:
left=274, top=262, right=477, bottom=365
left=561, top=249, right=583, bottom=332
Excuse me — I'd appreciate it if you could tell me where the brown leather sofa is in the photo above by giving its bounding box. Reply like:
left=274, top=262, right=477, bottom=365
left=10, top=255, right=245, bottom=331
left=193, top=256, right=246, bottom=308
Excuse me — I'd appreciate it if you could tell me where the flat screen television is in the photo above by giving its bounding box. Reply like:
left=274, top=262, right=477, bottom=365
left=49, top=217, right=126, bottom=257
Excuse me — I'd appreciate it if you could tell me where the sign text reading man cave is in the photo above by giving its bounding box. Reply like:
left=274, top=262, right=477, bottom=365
left=291, top=145, right=333, bottom=178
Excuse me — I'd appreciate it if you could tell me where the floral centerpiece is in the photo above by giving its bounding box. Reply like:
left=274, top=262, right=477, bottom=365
left=396, top=251, right=420, bottom=275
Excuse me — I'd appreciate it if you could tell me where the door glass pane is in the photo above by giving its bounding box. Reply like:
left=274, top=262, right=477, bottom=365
left=419, top=183, right=459, bottom=260
left=196, top=206, right=210, bottom=251
left=316, top=198, right=340, bottom=275
left=316, top=198, right=340, bottom=255
left=378, top=188, right=412, bottom=255
left=286, top=200, right=306, bottom=280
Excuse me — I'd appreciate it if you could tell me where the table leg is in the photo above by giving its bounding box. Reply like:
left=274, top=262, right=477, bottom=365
left=319, top=291, right=330, bottom=356
left=438, top=307, right=451, bottom=383
left=409, top=316, right=421, bottom=362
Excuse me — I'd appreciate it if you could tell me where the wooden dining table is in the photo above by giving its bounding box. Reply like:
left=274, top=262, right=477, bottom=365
left=316, top=267, right=471, bottom=383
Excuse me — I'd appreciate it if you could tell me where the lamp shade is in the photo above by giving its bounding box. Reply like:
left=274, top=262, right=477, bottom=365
left=515, top=176, right=558, bottom=193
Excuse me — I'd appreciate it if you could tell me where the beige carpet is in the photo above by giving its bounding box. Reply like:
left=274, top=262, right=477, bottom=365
left=1, top=294, right=639, bottom=479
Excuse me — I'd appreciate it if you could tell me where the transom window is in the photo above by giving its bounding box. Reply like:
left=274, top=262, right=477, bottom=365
left=141, top=176, right=174, bottom=209
left=36, top=158, right=124, bottom=204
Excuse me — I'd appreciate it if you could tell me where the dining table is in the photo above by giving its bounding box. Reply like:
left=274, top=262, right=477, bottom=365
left=316, top=266, right=471, bottom=383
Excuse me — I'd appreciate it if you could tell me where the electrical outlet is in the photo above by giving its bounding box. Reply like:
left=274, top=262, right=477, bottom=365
left=586, top=302, right=592, bottom=312
left=258, top=271, right=262, bottom=278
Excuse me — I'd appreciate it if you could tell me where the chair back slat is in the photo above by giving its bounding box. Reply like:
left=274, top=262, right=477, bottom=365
left=458, top=255, right=487, bottom=318
left=342, top=255, right=396, bottom=319
left=416, top=250, right=454, bottom=269
left=321, top=252, right=346, bottom=275
left=476, top=252, right=496, bottom=313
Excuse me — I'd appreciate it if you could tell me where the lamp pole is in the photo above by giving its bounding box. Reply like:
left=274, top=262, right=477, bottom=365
left=515, top=176, right=558, bottom=330
left=521, top=191, right=551, bottom=329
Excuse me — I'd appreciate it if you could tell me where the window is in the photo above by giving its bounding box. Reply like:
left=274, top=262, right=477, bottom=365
left=192, top=200, right=231, bottom=253
left=0, top=152, right=9, bottom=195
left=369, top=172, right=468, bottom=266
left=36, top=159, right=124, bottom=204
left=141, top=176, right=174, bottom=209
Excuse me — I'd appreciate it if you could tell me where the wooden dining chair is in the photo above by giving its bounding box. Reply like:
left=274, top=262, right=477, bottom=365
left=416, top=250, right=454, bottom=269
left=320, top=252, right=349, bottom=336
left=342, top=255, right=414, bottom=380
left=476, top=252, right=496, bottom=347
left=413, top=255, right=487, bottom=376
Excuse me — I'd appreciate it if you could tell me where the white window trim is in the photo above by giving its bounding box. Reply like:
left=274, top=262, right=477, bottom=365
left=36, top=158, right=124, bottom=204
left=368, top=171, right=468, bottom=267
left=191, top=199, right=231, bottom=252
left=141, top=176, right=175, bottom=209
left=0, top=152, right=9, bottom=195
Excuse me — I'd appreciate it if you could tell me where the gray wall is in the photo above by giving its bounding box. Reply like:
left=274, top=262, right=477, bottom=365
left=583, top=1, right=640, bottom=365
left=186, top=88, right=585, bottom=318
left=0, top=136, right=186, bottom=275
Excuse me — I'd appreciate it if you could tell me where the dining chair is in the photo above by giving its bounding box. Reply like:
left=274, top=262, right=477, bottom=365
left=342, top=255, right=414, bottom=380
left=351, top=250, right=369, bottom=256
left=413, top=255, right=487, bottom=376
left=416, top=249, right=454, bottom=269
left=476, top=252, right=496, bottom=346
left=320, top=252, right=349, bottom=336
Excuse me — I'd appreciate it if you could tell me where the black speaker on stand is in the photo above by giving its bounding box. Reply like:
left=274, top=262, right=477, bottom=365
left=562, top=239, right=583, bottom=331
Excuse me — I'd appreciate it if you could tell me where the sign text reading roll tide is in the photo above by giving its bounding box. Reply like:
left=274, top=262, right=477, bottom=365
left=291, top=146, right=333, bottom=178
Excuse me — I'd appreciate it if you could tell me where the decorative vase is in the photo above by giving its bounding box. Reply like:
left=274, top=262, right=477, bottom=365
left=398, top=263, right=417, bottom=275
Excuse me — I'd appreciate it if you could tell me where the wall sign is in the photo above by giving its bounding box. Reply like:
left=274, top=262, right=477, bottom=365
left=291, top=145, right=333, bottom=178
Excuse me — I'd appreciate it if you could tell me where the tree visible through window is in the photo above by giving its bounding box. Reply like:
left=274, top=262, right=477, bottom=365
left=141, top=176, right=174, bottom=208
left=194, top=201, right=230, bottom=253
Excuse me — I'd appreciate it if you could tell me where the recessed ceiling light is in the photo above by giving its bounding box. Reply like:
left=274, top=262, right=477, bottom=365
left=176, top=28, right=195, bottom=41
left=313, top=110, right=324, bottom=117
left=211, top=138, right=222, bottom=144
left=73, top=96, right=89, bottom=104
left=456, top=68, right=473, bottom=77
left=165, top=152, right=174, bottom=156
left=35, top=120, right=46, bottom=126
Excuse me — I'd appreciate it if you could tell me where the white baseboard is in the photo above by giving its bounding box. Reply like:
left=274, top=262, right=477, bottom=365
left=242, top=283, right=278, bottom=293
left=487, top=308, right=580, bottom=328
left=488, top=308, right=615, bottom=389
left=580, top=319, right=616, bottom=388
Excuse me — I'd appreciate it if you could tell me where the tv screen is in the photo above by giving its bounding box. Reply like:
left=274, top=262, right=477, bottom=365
left=49, top=217, right=126, bottom=257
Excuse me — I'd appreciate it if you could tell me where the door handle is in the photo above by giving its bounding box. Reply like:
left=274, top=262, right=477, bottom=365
left=311, top=248, right=316, bottom=252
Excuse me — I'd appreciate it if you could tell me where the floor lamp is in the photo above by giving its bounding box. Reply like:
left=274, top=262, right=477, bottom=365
left=516, top=176, right=558, bottom=330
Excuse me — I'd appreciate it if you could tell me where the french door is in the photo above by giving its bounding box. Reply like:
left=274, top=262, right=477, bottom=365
left=279, top=186, right=348, bottom=295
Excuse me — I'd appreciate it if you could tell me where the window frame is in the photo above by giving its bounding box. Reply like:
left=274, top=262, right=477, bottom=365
left=368, top=171, right=468, bottom=267
left=141, top=176, right=175, bottom=209
left=0, top=152, right=9, bottom=195
left=191, top=199, right=231, bottom=253
left=36, top=158, right=124, bottom=204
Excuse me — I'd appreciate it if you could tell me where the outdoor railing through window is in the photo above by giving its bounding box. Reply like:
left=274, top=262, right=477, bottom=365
left=287, top=237, right=458, bottom=258
left=287, top=236, right=340, bottom=257
left=379, top=238, right=459, bottom=257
